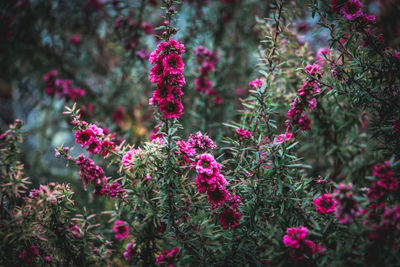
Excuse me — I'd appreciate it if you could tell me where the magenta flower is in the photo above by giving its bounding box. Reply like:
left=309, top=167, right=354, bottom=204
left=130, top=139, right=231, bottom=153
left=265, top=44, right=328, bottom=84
left=249, top=78, right=264, bottom=89
left=316, top=48, right=331, bottom=64
left=341, top=0, right=363, bottom=20
left=313, top=193, right=338, bottom=214
left=18, top=244, right=39, bottom=264
left=188, top=131, right=216, bottom=150
left=392, top=119, right=400, bottom=132
left=177, top=140, right=196, bottom=157
left=195, top=153, right=221, bottom=176
left=273, top=132, right=294, bottom=144
left=283, top=226, right=308, bottom=248
left=113, top=220, right=130, bottom=240
left=236, top=128, right=253, bottom=139
left=69, top=34, right=81, bottom=45
left=163, top=53, right=184, bottom=75
left=159, top=97, right=184, bottom=119
left=156, top=248, right=180, bottom=265
left=75, top=129, right=94, bottom=147
left=218, top=208, right=242, bottom=230
left=121, top=148, right=140, bottom=167
left=123, top=242, right=135, bottom=261
left=207, top=184, right=229, bottom=209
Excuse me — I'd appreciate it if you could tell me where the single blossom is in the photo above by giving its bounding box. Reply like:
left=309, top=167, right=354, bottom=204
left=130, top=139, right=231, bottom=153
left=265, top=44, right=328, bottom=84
left=313, top=193, right=338, bottom=214
left=341, top=0, right=363, bottom=20
left=113, top=220, right=130, bottom=240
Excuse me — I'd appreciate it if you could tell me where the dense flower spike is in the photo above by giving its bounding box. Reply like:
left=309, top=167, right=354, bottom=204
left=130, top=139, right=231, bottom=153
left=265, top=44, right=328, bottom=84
left=285, top=64, right=323, bottom=133
left=113, top=220, right=130, bottom=240
left=43, top=70, right=85, bottom=101
left=149, top=39, right=185, bottom=119
left=194, top=46, right=221, bottom=104
left=367, top=161, right=398, bottom=201
left=334, top=183, right=362, bottom=224
left=74, top=123, right=114, bottom=156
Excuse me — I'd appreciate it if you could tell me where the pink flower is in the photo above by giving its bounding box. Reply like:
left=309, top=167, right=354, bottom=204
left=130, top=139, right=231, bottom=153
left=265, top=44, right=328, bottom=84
left=236, top=128, right=253, bottom=139
left=218, top=208, right=242, bottom=230
left=304, top=64, right=321, bottom=75
left=341, top=0, right=363, bottom=20
left=177, top=140, right=196, bottom=157
left=334, top=183, right=362, bottom=224
left=249, top=78, right=264, bottom=89
left=273, top=132, right=294, bottom=144
left=316, top=48, right=331, bottom=64
left=113, top=220, right=129, bottom=240
left=87, top=138, right=102, bottom=154
left=149, top=63, right=164, bottom=83
left=195, top=153, right=221, bottom=176
left=141, top=21, right=154, bottom=35
left=89, top=124, right=104, bottom=136
left=70, top=34, right=81, bottom=45
left=75, top=129, right=94, bottom=147
left=156, top=248, right=180, bottom=265
left=188, top=131, right=216, bottom=150
left=207, top=184, right=229, bottom=209
left=122, top=148, right=140, bottom=167
left=18, top=244, right=39, bottom=264
left=123, top=242, right=135, bottom=260
left=308, top=98, right=317, bottom=109
left=76, top=155, right=106, bottom=187
left=313, top=193, right=338, bottom=214
left=101, top=140, right=115, bottom=157
left=159, top=97, right=184, bottom=119
left=283, top=226, right=308, bottom=248
left=112, top=106, right=126, bottom=126
left=393, top=52, right=400, bottom=60
left=162, top=53, right=184, bottom=75
left=393, top=119, right=400, bottom=132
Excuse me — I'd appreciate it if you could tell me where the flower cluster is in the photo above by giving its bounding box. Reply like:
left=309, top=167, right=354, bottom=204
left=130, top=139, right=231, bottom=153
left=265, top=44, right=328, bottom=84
left=194, top=153, right=228, bottom=208
left=283, top=226, right=325, bottom=263
left=123, top=242, right=135, bottom=261
left=194, top=46, right=221, bottom=105
left=334, top=183, right=362, bottom=224
left=192, top=151, right=242, bottom=229
left=76, top=155, right=125, bottom=199
left=393, top=119, right=400, bottom=133
left=236, top=128, right=253, bottom=139
left=286, top=64, right=323, bottom=132
left=156, top=248, right=180, bottom=266
left=313, top=193, right=338, bottom=214
left=368, top=205, right=400, bottom=247
left=316, top=48, right=332, bottom=66
left=367, top=161, right=398, bottom=201
left=75, top=123, right=115, bottom=157
left=249, top=78, right=265, bottom=90
left=149, top=39, right=185, bottom=119
left=18, top=244, right=39, bottom=264
left=113, top=220, right=130, bottom=240
left=187, top=131, right=217, bottom=150
left=43, top=70, right=85, bottom=101
left=273, top=132, right=294, bottom=145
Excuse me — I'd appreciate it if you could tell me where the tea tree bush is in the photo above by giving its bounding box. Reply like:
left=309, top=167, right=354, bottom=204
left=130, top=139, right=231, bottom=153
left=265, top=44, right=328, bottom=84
left=1, top=0, right=400, bottom=266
